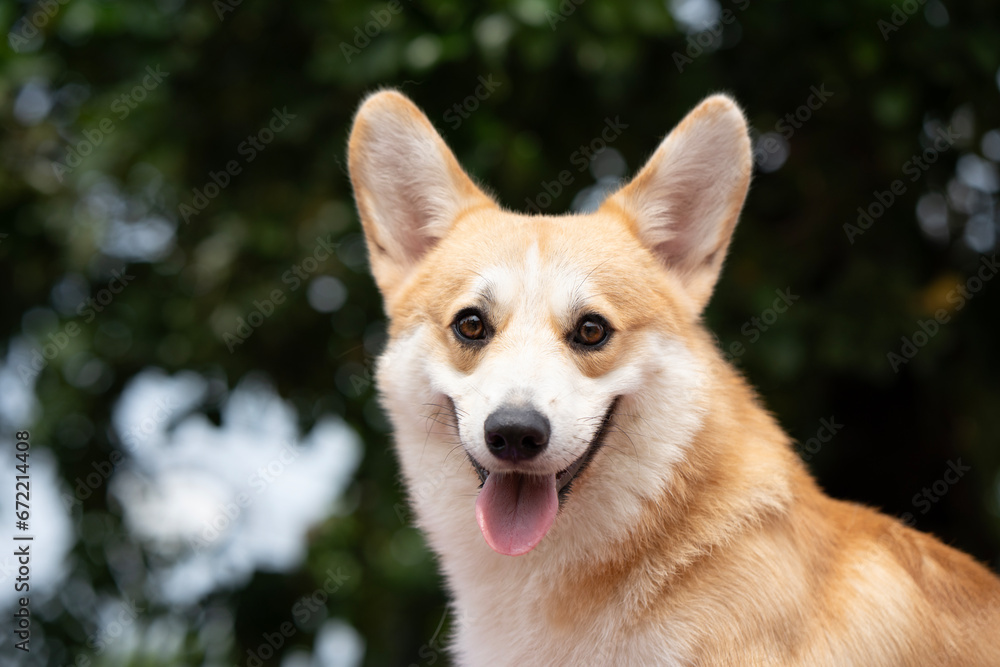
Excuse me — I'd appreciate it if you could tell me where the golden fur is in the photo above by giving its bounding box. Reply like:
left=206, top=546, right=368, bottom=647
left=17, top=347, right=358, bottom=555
left=348, top=89, right=1000, bottom=666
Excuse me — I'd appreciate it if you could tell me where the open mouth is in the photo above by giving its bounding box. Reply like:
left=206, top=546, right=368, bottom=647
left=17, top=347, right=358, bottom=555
left=467, top=396, right=619, bottom=500
left=465, top=397, right=620, bottom=556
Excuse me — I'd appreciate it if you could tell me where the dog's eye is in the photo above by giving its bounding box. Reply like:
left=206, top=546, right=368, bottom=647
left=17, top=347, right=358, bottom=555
left=453, top=310, right=487, bottom=342
left=572, top=315, right=610, bottom=348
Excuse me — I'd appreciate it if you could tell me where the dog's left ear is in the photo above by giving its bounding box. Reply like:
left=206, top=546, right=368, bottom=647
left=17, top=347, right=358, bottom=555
left=603, top=95, right=752, bottom=313
left=348, top=90, right=496, bottom=301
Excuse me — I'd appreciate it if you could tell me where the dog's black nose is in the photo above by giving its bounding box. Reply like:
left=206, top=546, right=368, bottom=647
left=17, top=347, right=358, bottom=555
left=484, top=405, right=550, bottom=462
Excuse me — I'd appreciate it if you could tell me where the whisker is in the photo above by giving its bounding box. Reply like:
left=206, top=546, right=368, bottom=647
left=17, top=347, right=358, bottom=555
left=605, top=424, right=641, bottom=471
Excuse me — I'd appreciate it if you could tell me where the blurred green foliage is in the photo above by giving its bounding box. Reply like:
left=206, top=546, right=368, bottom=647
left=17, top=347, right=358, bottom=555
left=1, top=0, right=999, bottom=664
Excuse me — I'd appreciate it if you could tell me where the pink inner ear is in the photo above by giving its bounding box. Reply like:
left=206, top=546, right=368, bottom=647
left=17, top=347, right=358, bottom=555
left=348, top=90, right=495, bottom=295
left=356, top=123, right=457, bottom=259
left=601, top=96, right=752, bottom=310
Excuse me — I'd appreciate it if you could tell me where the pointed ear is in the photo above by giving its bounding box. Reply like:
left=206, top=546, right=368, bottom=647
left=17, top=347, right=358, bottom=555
left=348, top=90, right=495, bottom=299
left=602, top=94, right=752, bottom=312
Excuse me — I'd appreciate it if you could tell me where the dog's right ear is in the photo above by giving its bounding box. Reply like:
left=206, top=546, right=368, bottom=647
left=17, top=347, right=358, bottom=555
left=348, top=90, right=495, bottom=299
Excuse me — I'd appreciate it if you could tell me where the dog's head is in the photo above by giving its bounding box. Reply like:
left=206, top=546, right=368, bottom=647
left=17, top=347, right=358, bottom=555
left=348, top=91, right=751, bottom=557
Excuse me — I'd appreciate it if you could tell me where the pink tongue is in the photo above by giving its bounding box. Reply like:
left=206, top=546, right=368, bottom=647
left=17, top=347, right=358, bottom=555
left=475, top=473, right=558, bottom=556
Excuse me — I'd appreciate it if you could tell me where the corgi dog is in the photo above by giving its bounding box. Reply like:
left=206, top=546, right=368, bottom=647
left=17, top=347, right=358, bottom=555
left=347, top=90, right=1000, bottom=666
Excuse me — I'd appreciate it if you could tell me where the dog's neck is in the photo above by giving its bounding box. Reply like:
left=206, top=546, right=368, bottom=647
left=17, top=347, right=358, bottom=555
left=553, top=359, right=798, bottom=604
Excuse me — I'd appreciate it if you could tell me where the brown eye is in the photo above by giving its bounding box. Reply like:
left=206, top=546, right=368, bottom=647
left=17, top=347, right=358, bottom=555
left=572, top=315, right=610, bottom=348
left=453, top=310, right=487, bottom=342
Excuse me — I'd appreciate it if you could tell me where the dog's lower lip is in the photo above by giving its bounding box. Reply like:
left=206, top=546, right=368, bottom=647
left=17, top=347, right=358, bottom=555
left=468, top=397, right=620, bottom=499
left=471, top=453, right=584, bottom=490
left=555, top=455, right=588, bottom=492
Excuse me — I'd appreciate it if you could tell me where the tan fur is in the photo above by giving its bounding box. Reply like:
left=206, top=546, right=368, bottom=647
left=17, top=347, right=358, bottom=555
left=348, top=90, right=1000, bottom=666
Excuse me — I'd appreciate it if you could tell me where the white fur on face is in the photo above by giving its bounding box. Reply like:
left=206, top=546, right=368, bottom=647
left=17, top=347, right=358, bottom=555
left=374, top=244, right=711, bottom=666
left=433, top=245, right=641, bottom=475
left=376, top=296, right=709, bottom=666
left=376, top=244, right=710, bottom=554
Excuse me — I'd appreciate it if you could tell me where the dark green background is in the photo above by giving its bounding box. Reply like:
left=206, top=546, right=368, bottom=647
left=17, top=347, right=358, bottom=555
left=1, top=0, right=999, bottom=664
